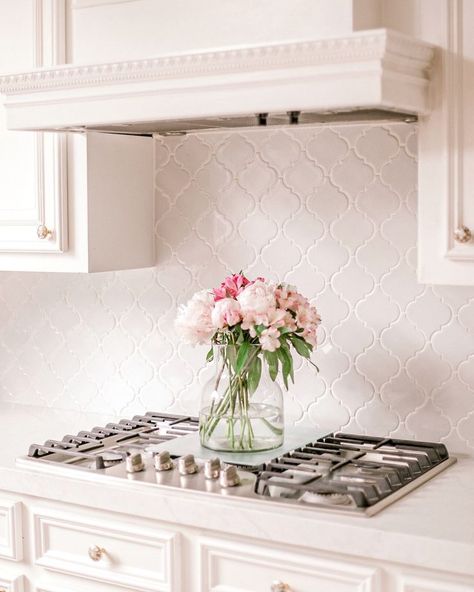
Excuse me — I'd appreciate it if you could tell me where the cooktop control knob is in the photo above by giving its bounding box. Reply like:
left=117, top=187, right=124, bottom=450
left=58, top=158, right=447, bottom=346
left=219, top=465, right=241, bottom=487
left=178, top=454, right=198, bottom=475
left=204, top=457, right=221, bottom=480
left=125, top=451, right=145, bottom=473
left=154, top=450, right=173, bottom=471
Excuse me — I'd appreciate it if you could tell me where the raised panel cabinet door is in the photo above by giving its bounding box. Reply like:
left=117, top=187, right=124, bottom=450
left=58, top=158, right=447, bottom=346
left=0, top=574, right=24, bottom=592
left=33, top=507, right=180, bottom=592
left=0, top=499, right=23, bottom=561
left=418, top=0, right=474, bottom=284
left=199, top=537, right=381, bottom=592
left=0, top=0, right=67, bottom=254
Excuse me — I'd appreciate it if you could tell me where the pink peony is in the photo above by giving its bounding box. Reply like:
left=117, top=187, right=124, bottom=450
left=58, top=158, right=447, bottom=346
left=175, top=290, right=215, bottom=345
left=211, top=298, right=241, bottom=329
left=213, top=273, right=251, bottom=301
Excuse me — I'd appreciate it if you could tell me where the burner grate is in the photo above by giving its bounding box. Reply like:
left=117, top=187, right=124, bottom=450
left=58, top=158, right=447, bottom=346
left=254, top=433, right=450, bottom=508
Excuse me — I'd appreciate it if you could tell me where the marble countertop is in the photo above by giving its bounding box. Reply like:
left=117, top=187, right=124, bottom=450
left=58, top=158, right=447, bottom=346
left=1, top=401, right=473, bottom=577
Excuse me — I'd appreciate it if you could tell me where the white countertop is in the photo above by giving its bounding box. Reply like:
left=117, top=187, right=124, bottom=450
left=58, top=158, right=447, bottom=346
left=1, top=402, right=473, bottom=577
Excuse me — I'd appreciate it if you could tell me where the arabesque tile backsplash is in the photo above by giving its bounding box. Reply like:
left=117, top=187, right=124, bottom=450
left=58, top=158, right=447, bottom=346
left=1, top=122, right=473, bottom=453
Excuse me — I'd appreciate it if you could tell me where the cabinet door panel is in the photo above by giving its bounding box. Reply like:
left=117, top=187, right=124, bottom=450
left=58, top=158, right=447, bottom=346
left=418, top=0, right=474, bottom=283
left=33, top=507, right=179, bottom=592
left=0, top=500, right=22, bottom=561
left=0, top=0, right=67, bottom=254
left=199, top=537, right=380, bottom=592
left=400, top=573, right=474, bottom=592
left=0, top=574, right=24, bottom=592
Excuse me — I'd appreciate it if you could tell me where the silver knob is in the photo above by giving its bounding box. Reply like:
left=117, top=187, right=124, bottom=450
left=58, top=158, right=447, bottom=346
left=271, top=582, right=293, bottom=592
left=454, top=226, right=472, bottom=243
left=154, top=450, right=173, bottom=471
left=204, top=457, right=221, bottom=480
left=219, top=465, right=241, bottom=488
left=125, top=451, right=145, bottom=473
left=178, top=454, right=198, bottom=475
left=88, top=545, right=105, bottom=561
left=37, top=224, right=53, bottom=240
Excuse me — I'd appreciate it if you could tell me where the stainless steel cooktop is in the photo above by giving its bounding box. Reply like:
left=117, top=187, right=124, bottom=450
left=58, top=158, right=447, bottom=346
left=19, top=411, right=456, bottom=517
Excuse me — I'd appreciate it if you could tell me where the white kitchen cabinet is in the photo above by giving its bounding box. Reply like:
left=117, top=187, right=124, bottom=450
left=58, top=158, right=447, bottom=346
left=0, top=1, right=67, bottom=257
left=0, top=499, right=23, bottom=561
left=198, top=536, right=381, bottom=592
left=0, top=488, right=472, bottom=592
left=32, top=506, right=180, bottom=592
left=0, top=575, right=24, bottom=592
left=413, top=0, right=474, bottom=284
left=0, top=0, right=154, bottom=272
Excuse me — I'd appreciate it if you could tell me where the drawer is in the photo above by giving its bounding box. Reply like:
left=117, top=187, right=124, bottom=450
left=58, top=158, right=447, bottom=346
left=0, top=500, right=23, bottom=561
left=199, top=537, right=381, bottom=592
left=0, top=575, right=24, bottom=592
left=33, top=508, right=180, bottom=592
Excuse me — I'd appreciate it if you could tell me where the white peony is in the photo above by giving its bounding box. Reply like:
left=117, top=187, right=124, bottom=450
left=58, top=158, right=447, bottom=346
left=237, top=280, right=276, bottom=316
left=211, top=298, right=241, bottom=329
left=175, top=290, right=215, bottom=345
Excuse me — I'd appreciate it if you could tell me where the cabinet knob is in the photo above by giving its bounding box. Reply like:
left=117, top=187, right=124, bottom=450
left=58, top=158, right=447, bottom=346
left=88, top=544, right=105, bottom=561
left=454, top=225, right=472, bottom=244
left=271, top=581, right=293, bottom=592
left=37, top=224, right=53, bottom=240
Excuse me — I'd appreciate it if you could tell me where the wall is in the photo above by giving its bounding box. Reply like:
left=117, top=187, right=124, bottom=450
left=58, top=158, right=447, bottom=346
left=0, top=122, right=473, bottom=453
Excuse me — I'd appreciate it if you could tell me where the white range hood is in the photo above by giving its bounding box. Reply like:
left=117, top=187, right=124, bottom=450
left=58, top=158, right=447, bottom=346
left=0, top=28, right=434, bottom=134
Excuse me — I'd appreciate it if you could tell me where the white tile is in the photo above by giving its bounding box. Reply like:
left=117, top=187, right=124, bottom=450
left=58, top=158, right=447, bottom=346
left=2, top=122, right=474, bottom=452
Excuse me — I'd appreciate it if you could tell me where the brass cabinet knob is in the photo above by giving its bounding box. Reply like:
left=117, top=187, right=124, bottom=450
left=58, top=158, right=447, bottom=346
left=454, top=225, right=472, bottom=244
left=88, top=544, right=105, bottom=561
left=271, top=582, right=293, bottom=592
left=37, top=224, right=53, bottom=240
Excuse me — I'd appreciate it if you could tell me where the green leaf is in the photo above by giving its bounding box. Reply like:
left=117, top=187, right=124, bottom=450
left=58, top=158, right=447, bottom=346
left=247, top=355, right=262, bottom=394
left=289, top=335, right=311, bottom=358
left=277, top=347, right=292, bottom=390
left=264, top=351, right=279, bottom=382
left=235, top=341, right=250, bottom=374
left=206, top=348, right=214, bottom=363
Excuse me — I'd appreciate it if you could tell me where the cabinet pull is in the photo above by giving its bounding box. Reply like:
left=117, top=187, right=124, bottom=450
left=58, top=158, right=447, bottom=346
left=88, top=544, right=105, bottom=561
left=271, top=581, right=293, bottom=592
left=37, top=224, right=53, bottom=240
left=454, top=225, right=472, bottom=244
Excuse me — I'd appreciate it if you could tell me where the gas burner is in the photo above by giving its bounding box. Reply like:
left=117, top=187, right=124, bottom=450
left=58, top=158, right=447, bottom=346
left=300, top=491, right=353, bottom=506
left=20, top=414, right=456, bottom=517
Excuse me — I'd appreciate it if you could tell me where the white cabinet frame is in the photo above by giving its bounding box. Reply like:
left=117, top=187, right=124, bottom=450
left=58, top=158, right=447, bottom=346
left=0, top=0, right=67, bottom=254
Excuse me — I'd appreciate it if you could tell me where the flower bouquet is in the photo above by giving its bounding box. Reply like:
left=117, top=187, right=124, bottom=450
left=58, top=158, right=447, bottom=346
left=176, top=273, right=320, bottom=452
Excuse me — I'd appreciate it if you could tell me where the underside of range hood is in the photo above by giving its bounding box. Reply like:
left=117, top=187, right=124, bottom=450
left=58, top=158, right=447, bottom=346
left=0, top=28, right=434, bottom=135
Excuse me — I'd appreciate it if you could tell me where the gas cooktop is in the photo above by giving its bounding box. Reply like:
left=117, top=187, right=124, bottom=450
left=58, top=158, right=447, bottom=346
left=19, top=411, right=456, bottom=517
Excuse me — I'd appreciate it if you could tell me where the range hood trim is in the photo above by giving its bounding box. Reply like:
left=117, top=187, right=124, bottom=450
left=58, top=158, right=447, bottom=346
left=0, top=28, right=435, bottom=134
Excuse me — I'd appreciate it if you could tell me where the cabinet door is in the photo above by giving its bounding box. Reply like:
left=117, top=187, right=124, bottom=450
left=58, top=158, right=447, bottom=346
left=418, top=0, right=474, bottom=284
left=0, top=574, right=24, bottom=592
left=0, top=0, right=67, bottom=254
left=199, top=537, right=380, bottom=592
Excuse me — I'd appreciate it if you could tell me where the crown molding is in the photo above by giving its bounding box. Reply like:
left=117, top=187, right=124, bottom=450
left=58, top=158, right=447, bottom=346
left=0, top=29, right=435, bottom=133
left=0, top=29, right=433, bottom=94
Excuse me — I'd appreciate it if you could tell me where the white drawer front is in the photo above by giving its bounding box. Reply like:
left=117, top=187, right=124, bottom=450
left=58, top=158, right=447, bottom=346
left=0, top=500, right=23, bottom=561
left=199, top=537, right=380, bottom=592
left=0, top=575, right=24, bottom=592
left=400, top=574, right=474, bottom=592
left=33, top=509, right=179, bottom=592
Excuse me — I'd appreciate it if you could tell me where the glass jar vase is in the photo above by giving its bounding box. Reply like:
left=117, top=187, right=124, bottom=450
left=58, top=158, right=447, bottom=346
left=199, top=344, right=284, bottom=452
